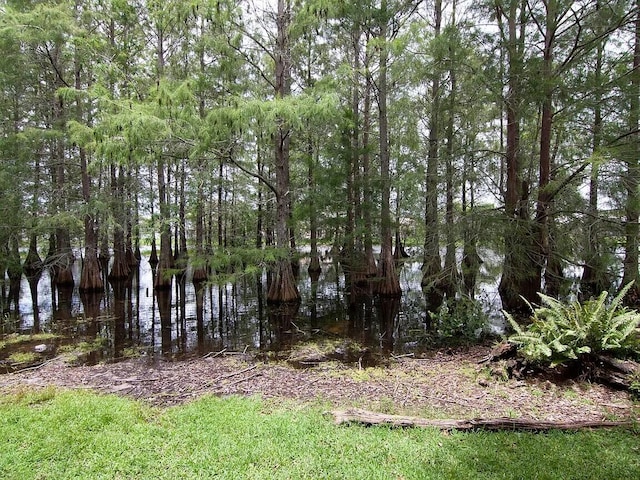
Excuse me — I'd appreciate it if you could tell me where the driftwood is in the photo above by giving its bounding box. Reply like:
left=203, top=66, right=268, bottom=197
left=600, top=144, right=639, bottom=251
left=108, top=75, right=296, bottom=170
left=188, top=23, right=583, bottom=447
left=330, top=409, right=635, bottom=432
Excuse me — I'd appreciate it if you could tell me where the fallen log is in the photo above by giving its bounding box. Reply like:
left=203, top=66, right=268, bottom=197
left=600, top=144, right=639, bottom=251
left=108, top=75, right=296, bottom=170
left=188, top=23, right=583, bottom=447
left=330, top=409, right=635, bottom=432
left=589, top=355, right=640, bottom=390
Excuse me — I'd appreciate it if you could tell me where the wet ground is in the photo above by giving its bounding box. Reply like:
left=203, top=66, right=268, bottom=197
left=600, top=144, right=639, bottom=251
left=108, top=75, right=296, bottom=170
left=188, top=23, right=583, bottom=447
left=1, top=255, right=506, bottom=372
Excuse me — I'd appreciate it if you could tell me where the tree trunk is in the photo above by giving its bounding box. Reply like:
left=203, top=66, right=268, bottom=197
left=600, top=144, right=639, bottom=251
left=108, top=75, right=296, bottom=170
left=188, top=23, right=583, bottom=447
left=344, top=26, right=367, bottom=289
left=53, top=147, right=74, bottom=287
left=125, top=178, right=138, bottom=269
left=109, top=164, right=130, bottom=281
left=155, top=158, right=173, bottom=289
left=361, top=42, right=378, bottom=278
left=536, top=2, right=557, bottom=298
left=192, top=175, right=208, bottom=283
left=256, top=150, right=264, bottom=250
left=76, top=42, right=103, bottom=292
left=79, top=147, right=103, bottom=291
left=376, top=0, right=401, bottom=297
left=421, top=0, right=443, bottom=302
left=581, top=4, right=609, bottom=299
left=267, top=0, right=300, bottom=303
left=461, top=148, right=481, bottom=297
left=498, top=0, right=536, bottom=312
left=24, top=137, right=42, bottom=277
left=24, top=233, right=43, bottom=277
left=217, top=159, right=225, bottom=249
left=622, top=0, right=640, bottom=303
left=176, top=158, right=188, bottom=270
left=443, top=27, right=459, bottom=298
left=50, top=41, right=74, bottom=287
left=149, top=167, right=160, bottom=270
left=308, top=136, right=321, bottom=275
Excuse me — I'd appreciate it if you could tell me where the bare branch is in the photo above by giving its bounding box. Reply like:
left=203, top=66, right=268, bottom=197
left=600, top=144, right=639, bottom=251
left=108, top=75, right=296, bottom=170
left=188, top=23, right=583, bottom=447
left=227, top=154, right=279, bottom=198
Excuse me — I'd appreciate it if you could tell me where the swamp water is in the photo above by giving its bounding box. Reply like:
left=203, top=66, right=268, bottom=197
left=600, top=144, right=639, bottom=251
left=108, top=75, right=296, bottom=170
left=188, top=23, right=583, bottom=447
left=0, top=254, right=505, bottom=372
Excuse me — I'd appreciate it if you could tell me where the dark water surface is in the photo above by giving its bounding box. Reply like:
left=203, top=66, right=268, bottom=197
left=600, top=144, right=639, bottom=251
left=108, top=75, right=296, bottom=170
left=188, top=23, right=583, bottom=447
left=1, top=255, right=504, bottom=370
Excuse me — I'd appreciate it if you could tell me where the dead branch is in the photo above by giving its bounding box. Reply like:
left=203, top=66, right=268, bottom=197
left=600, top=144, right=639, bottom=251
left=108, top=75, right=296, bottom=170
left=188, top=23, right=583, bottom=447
left=329, top=408, right=635, bottom=432
left=220, top=372, right=263, bottom=390
left=10, top=356, right=64, bottom=374
left=214, top=365, right=257, bottom=383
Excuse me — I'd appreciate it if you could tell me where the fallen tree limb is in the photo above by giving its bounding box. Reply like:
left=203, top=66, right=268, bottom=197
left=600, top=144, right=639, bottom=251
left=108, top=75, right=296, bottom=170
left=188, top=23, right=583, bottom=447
left=589, top=355, right=640, bottom=390
left=213, top=365, right=257, bottom=383
left=9, top=356, right=64, bottom=374
left=329, top=409, right=635, bottom=431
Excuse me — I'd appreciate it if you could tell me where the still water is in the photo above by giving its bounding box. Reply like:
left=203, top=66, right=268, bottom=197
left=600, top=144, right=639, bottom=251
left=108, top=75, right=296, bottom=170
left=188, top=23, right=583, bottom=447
left=1, top=254, right=504, bottom=369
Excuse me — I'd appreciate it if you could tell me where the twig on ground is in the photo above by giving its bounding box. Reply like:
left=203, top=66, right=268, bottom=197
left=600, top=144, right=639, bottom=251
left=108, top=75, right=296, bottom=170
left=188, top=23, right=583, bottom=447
left=392, top=353, right=415, bottom=360
left=211, top=348, right=227, bottom=358
left=110, top=377, right=159, bottom=383
left=214, top=365, right=257, bottom=383
left=221, top=372, right=263, bottom=389
left=11, top=356, right=63, bottom=374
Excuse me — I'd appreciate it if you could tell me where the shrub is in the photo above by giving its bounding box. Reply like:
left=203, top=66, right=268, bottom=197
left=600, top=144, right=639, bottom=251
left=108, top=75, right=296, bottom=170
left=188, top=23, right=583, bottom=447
left=430, top=296, right=488, bottom=344
left=506, top=283, right=640, bottom=366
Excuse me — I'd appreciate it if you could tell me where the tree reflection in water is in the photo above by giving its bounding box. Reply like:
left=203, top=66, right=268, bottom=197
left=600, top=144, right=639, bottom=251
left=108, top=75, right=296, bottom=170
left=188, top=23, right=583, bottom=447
left=4, top=256, right=503, bottom=364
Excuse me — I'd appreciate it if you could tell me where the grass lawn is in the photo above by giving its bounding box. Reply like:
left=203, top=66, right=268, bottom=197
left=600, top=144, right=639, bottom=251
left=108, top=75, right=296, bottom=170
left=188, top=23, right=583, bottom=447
left=0, top=388, right=638, bottom=479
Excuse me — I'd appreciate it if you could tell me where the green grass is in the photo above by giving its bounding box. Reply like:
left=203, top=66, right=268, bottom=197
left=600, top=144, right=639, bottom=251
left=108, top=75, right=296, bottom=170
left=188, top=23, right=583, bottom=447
left=6, top=351, right=39, bottom=364
left=0, top=389, right=638, bottom=479
left=0, top=333, right=59, bottom=350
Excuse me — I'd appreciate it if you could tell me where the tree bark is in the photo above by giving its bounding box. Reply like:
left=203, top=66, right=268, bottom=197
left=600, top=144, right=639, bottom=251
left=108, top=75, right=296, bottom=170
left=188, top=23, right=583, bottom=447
left=79, top=147, right=103, bottom=291
left=622, top=0, right=640, bottom=303
left=267, top=0, right=300, bottom=303
left=443, top=19, right=459, bottom=297
left=422, top=0, right=443, bottom=303
left=361, top=42, right=378, bottom=278
left=109, top=164, right=130, bottom=281
left=192, top=174, right=208, bottom=283
left=376, top=0, right=401, bottom=297
left=49, top=41, right=74, bottom=287
left=581, top=4, right=609, bottom=299
left=155, top=158, right=173, bottom=289
left=498, top=0, right=536, bottom=312
left=308, top=134, right=321, bottom=275
left=535, top=0, right=558, bottom=298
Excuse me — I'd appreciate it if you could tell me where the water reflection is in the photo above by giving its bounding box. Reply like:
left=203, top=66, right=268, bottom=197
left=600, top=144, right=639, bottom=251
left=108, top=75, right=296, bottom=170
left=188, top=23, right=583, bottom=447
left=1, top=255, right=504, bottom=366
left=26, top=271, right=41, bottom=333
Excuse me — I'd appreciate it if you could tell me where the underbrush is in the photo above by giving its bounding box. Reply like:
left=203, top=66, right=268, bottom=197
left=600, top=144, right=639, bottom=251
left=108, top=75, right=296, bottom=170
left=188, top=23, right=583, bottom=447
left=506, top=284, right=640, bottom=367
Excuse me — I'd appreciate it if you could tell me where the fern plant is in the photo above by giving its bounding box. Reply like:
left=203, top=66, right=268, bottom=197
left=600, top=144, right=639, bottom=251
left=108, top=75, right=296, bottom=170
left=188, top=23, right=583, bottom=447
left=506, top=283, right=640, bottom=366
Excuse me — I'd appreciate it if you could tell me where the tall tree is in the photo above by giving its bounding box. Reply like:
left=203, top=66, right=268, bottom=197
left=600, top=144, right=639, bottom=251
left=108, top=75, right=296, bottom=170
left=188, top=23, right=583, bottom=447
left=622, top=0, right=640, bottom=300
left=267, top=0, right=300, bottom=303
left=421, top=0, right=444, bottom=302
left=495, top=0, right=533, bottom=312
left=74, top=0, right=103, bottom=291
left=580, top=0, right=610, bottom=298
left=375, top=0, right=401, bottom=296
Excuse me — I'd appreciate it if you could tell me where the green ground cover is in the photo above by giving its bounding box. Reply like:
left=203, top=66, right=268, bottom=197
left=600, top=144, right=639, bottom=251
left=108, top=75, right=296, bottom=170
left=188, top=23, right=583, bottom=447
left=0, top=389, right=638, bottom=479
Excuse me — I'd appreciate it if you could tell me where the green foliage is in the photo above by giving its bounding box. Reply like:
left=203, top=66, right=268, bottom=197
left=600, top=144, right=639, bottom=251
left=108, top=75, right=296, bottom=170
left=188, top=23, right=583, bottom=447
left=429, top=296, right=489, bottom=344
left=205, top=247, right=292, bottom=284
left=507, top=283, right=640, bottom=366
left=7, top=351, right=38, bottom=364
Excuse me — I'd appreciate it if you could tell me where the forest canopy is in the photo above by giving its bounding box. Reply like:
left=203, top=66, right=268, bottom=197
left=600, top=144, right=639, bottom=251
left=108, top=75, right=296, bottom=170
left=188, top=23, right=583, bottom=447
left=1, top=0, right=639, bottom=309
